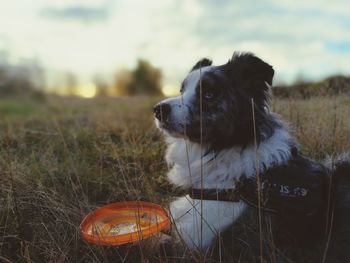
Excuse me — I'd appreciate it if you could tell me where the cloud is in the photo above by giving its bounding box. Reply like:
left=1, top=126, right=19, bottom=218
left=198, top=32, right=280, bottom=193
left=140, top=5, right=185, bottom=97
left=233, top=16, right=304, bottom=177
left=160, top=0, right=350, bottom=83
left=325, top=41, right=350, bottom=53
left=40, top=4, right=111, bottom=22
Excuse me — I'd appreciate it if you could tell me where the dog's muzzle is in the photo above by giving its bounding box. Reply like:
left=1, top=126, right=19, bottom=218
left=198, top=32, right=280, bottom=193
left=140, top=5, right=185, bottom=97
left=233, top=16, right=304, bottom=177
left=153, top=103, right=171, bottom=121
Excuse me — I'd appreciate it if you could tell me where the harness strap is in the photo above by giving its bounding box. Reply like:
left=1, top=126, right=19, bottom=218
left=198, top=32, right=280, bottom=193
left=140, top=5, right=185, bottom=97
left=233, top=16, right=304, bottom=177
left=188, top=180, right=279, bottom=213
left=188, top=178, right=319, bottom=215
left=188, top=188, right=242, bottom=202
left=187, top=150, right=328, bottom=216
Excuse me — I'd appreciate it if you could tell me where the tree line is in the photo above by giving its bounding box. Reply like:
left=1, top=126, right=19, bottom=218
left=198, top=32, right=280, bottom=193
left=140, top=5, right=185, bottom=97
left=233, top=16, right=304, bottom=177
left=0, top=58, right=163, bottom=98
left=1, top=58, right=350, bottom=98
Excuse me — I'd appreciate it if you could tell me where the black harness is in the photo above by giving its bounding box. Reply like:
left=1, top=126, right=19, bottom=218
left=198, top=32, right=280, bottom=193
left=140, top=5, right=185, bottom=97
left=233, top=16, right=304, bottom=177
left=189, top=153, right=330, bottom=216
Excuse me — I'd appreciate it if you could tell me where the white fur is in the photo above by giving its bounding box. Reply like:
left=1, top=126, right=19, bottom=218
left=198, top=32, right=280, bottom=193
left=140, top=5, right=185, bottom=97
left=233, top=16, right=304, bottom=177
left=170, top=196, right=246, bottom=250
left=323, top=151, right=350, bottom=170
left=155, top=67, right=212, bottom=134
left=166, top=125, right=293, bottom=250
left=166, top=127, right=292, bottom=189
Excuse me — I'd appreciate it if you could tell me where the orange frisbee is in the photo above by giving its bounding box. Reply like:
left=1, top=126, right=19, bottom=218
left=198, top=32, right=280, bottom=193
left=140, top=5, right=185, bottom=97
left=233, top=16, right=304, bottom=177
left=80, top=201, right=170, bottom=246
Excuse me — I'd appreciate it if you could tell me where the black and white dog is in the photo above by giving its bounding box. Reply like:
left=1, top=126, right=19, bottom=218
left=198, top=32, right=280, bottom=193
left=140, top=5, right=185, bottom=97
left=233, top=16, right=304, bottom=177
left=154, top=52, right=350, bottom=254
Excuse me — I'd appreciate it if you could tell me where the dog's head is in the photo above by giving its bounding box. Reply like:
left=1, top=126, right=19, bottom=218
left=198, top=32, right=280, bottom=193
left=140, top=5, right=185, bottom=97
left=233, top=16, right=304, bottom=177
left=154, top=52, right=276, bottom=150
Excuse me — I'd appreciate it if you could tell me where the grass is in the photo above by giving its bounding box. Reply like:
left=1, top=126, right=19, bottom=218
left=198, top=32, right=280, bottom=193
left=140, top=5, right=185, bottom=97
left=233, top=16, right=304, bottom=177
left=0, top=95, right=349, bottom=262
left=272, top=96, right=350, bottom=158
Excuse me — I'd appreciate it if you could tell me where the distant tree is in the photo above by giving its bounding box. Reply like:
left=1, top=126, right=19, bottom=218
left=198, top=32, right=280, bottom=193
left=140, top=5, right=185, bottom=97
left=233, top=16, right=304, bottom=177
left=94, top=77, right=110, bottom=97
left=273, top=75, right=350, bottom=99
left=114, top=68, right=132, bottom=96
left=114, top=59, right=162, bottom=96
left=130, top=59, right=162, bottom=95
left=0, top=64, right=45, bottom=100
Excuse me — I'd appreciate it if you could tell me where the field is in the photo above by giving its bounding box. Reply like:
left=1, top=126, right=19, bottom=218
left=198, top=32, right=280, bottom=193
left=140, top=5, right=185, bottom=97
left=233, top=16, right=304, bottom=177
left=0, top=95, right=349, bottom=262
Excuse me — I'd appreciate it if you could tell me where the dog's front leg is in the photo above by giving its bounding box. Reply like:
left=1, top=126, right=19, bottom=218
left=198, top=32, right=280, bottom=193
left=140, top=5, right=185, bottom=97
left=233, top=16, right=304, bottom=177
left=169, top=196, right=246, bottom=250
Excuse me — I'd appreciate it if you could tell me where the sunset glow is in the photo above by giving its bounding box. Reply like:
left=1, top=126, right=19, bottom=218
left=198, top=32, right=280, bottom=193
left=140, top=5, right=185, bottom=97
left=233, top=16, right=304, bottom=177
left=78, top=83, right=97, bottom=98
left=162, top=84, right=178, bottom=97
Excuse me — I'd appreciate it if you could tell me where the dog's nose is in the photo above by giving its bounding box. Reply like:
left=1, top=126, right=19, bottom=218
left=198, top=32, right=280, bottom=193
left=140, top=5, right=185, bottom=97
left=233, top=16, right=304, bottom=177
left=153, top=103, right=171, bottom=120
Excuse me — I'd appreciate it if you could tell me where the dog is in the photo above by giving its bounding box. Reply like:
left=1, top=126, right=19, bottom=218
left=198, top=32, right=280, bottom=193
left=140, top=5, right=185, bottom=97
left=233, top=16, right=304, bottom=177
left=153, top=52, right=350, bottom=258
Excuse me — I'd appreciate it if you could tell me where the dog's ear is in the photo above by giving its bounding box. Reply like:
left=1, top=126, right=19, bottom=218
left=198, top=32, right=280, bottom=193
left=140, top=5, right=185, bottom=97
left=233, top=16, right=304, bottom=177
left=225, top=52, right=274, bottom=108
left=226, top=52, right=274, bottom=85
left=190, top=58, right=212, bottom=72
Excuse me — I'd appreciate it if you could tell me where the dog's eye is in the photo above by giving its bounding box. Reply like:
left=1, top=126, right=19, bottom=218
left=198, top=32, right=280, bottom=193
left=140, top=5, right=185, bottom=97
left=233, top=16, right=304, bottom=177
left=180, top=83, right=185, bottom=94
left=203, top=91, right=214, bottom=99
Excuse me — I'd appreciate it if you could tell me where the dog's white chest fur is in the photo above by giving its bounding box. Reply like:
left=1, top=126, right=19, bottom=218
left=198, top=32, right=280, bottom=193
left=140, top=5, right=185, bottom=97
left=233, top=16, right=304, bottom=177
left=166, top=128, right=292, bottom=189
left=166, top=128, right=292, bottom=249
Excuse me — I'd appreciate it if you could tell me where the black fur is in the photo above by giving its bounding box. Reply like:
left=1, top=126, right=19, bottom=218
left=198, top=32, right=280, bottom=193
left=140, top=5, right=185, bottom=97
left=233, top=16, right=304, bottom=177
left=190, top=58, right=212, bottom=72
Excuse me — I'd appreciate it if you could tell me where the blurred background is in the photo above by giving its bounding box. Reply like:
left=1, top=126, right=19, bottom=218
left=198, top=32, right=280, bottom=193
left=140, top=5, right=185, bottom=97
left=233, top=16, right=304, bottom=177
left=1, top=0, right=350, bottom=98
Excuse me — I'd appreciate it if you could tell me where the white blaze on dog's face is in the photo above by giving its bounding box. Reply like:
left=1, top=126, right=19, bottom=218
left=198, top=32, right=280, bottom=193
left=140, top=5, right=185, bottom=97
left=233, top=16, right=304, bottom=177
left=154, top=53, right=275, bottom=150
left=154, top=65, right=212, bottom=136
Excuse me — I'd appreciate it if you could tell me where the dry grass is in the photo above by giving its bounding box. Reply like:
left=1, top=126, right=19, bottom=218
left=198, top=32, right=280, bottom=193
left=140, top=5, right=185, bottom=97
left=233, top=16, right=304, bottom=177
left=272, top=96, right=350, bottom=158
left=0, top=94, right=349, bottom=262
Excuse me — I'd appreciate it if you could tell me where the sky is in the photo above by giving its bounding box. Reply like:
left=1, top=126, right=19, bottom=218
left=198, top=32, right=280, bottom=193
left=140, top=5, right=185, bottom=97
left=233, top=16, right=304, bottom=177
left=1, top=0, right=350, bottom=95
